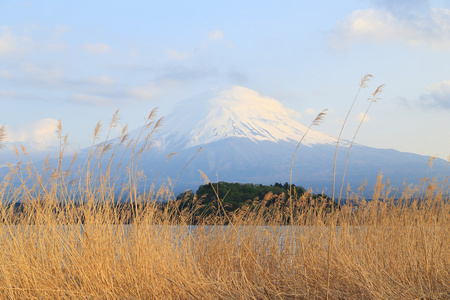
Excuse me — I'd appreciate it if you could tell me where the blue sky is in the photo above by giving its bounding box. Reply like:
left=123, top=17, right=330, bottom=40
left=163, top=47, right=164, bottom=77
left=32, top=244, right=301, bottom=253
left=1, top=0, right=449, bottom=163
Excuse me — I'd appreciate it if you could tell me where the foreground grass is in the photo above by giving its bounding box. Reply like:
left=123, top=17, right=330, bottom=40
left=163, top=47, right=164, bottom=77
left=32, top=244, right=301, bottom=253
left=0, top=107, right=449, bottom=299
left=0, top=173, right=448, bottom=299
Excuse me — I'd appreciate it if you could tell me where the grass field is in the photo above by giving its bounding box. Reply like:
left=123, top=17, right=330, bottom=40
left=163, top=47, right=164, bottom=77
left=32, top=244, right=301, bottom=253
left=0, top=90, right=449, bottom=299
left=0, top=121, right=449, bottom=300
left=0, top=169, right=448, bottom=299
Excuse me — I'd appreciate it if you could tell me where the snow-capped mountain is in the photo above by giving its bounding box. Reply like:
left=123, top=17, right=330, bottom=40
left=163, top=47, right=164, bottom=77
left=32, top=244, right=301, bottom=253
left=152, top=86, right=336, bottom=150
left=1, top=85, right=446, bottom=199
left=124, top=86, right=447, bottom=197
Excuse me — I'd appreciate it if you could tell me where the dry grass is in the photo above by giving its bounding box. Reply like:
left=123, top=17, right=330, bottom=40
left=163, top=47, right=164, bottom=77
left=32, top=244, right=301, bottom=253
left=0, top=112, right=449, bottom=299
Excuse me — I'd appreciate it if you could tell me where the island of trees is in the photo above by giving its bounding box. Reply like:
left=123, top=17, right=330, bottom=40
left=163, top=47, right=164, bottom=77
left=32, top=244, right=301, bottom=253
left=167, top=182, right=339, bottom=224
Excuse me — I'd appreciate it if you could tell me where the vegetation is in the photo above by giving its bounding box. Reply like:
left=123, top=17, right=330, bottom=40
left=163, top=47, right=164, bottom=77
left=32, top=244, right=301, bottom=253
left=0, top=152, right=448, bottom=299
left=171, top=182, right=338, bottom=224
left=0, top=77, right=449, bottom=299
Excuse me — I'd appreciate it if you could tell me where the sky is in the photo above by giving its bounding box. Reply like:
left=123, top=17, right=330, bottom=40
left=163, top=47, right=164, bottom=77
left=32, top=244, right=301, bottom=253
left=0, top=0, right=449, bottom=164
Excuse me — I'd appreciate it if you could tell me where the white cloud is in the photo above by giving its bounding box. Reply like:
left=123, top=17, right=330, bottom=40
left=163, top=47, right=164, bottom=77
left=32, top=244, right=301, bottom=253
left=425, top=80, right=450, bottom=109
left=83, top=43, right=111, bottom=54
left=357, top=112, right=374, bottom=123
left=73, top=94, right=112, bottom=106
left=330, top=7, right=450, bottom=50
left=5, top=119, right=59, bottom=152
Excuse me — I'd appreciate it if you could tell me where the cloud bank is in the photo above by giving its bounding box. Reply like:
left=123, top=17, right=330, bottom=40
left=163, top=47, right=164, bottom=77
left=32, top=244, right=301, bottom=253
left=5, top=119, right=60, bottom=152
left=330, top=2, right=450, bottom=50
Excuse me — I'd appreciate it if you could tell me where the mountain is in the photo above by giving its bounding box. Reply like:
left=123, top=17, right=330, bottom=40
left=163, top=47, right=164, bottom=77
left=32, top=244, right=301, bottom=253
left=152, top=86, right=336, bottom=150
left=127, top=86, right=448, bottom=197
left=1, top=86, right=446, bottom=199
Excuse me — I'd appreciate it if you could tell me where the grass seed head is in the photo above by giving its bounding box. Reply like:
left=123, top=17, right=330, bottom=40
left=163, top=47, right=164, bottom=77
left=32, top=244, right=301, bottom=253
left=110, top=109, right=120, bottom=129
left=93, top=120, right=102, bottom=140
left=0, top=125, right=6, bottom=149
left=312, top=109, right=328, bottom=126
left=360, top=74, right=373, bottom=88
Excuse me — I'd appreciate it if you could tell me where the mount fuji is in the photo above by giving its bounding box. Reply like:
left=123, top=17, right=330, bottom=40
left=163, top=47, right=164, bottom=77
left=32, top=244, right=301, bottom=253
left=0, top=86, right=446, bottom=199
left=128, top=86, right=448, bottom=197
left=153, top=86, right=336, bottom=149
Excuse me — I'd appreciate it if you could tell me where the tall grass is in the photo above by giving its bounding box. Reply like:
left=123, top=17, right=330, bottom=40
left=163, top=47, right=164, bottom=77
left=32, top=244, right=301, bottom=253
left=0, top=109, right=449, bottom=299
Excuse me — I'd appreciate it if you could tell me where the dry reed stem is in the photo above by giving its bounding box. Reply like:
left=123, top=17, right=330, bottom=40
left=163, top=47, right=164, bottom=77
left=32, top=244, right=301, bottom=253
left=338, top=84, right=385, bottom=203
left=289, top=109, right=328, bottom=212
left=332, top=74, right=372, bottom=204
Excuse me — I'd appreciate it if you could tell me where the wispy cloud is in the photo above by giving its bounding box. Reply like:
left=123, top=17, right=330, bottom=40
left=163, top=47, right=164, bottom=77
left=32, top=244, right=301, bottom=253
left=0, top=28, right=17, bottom=55
left=73, top=94, right=112, bottom=106
left=166, top=29, right=233, bottom=62
left=84, top=75, right=116, bottom=87
left=83, top=43, right=111, bottom=54
left=0, top=89, right=40, bottom=101
left=330, top=2, right=450, bottom=50
left=166, top=48, right=191, bottom=61
left=209, top=30, right=224, bottom=41
left=154, top=65, right=218, bottom=83
left=0, top=70, right=13, bottom=79
left=20, top=62, right=64, bottom=85
left=209, top=29, right=234, bottom=47
left=43, top=26, right=70, bottom=52
left=127, top=84, right=160, bottom=100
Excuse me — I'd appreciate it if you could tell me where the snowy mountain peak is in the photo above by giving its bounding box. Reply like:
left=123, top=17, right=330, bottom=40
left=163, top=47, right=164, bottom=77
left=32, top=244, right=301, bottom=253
left=155, top=86, right=336, bottom=150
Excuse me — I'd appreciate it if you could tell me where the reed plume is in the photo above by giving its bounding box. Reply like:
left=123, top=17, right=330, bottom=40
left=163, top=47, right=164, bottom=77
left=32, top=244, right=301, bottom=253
left=0, top=125, right=6, bottom=149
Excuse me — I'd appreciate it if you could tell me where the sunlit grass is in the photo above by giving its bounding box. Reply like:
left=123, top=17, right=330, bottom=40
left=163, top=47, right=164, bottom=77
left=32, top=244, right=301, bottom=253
left=0, top=119, right=448, bottom=299
left=0, top=81, right=449, bottom=299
